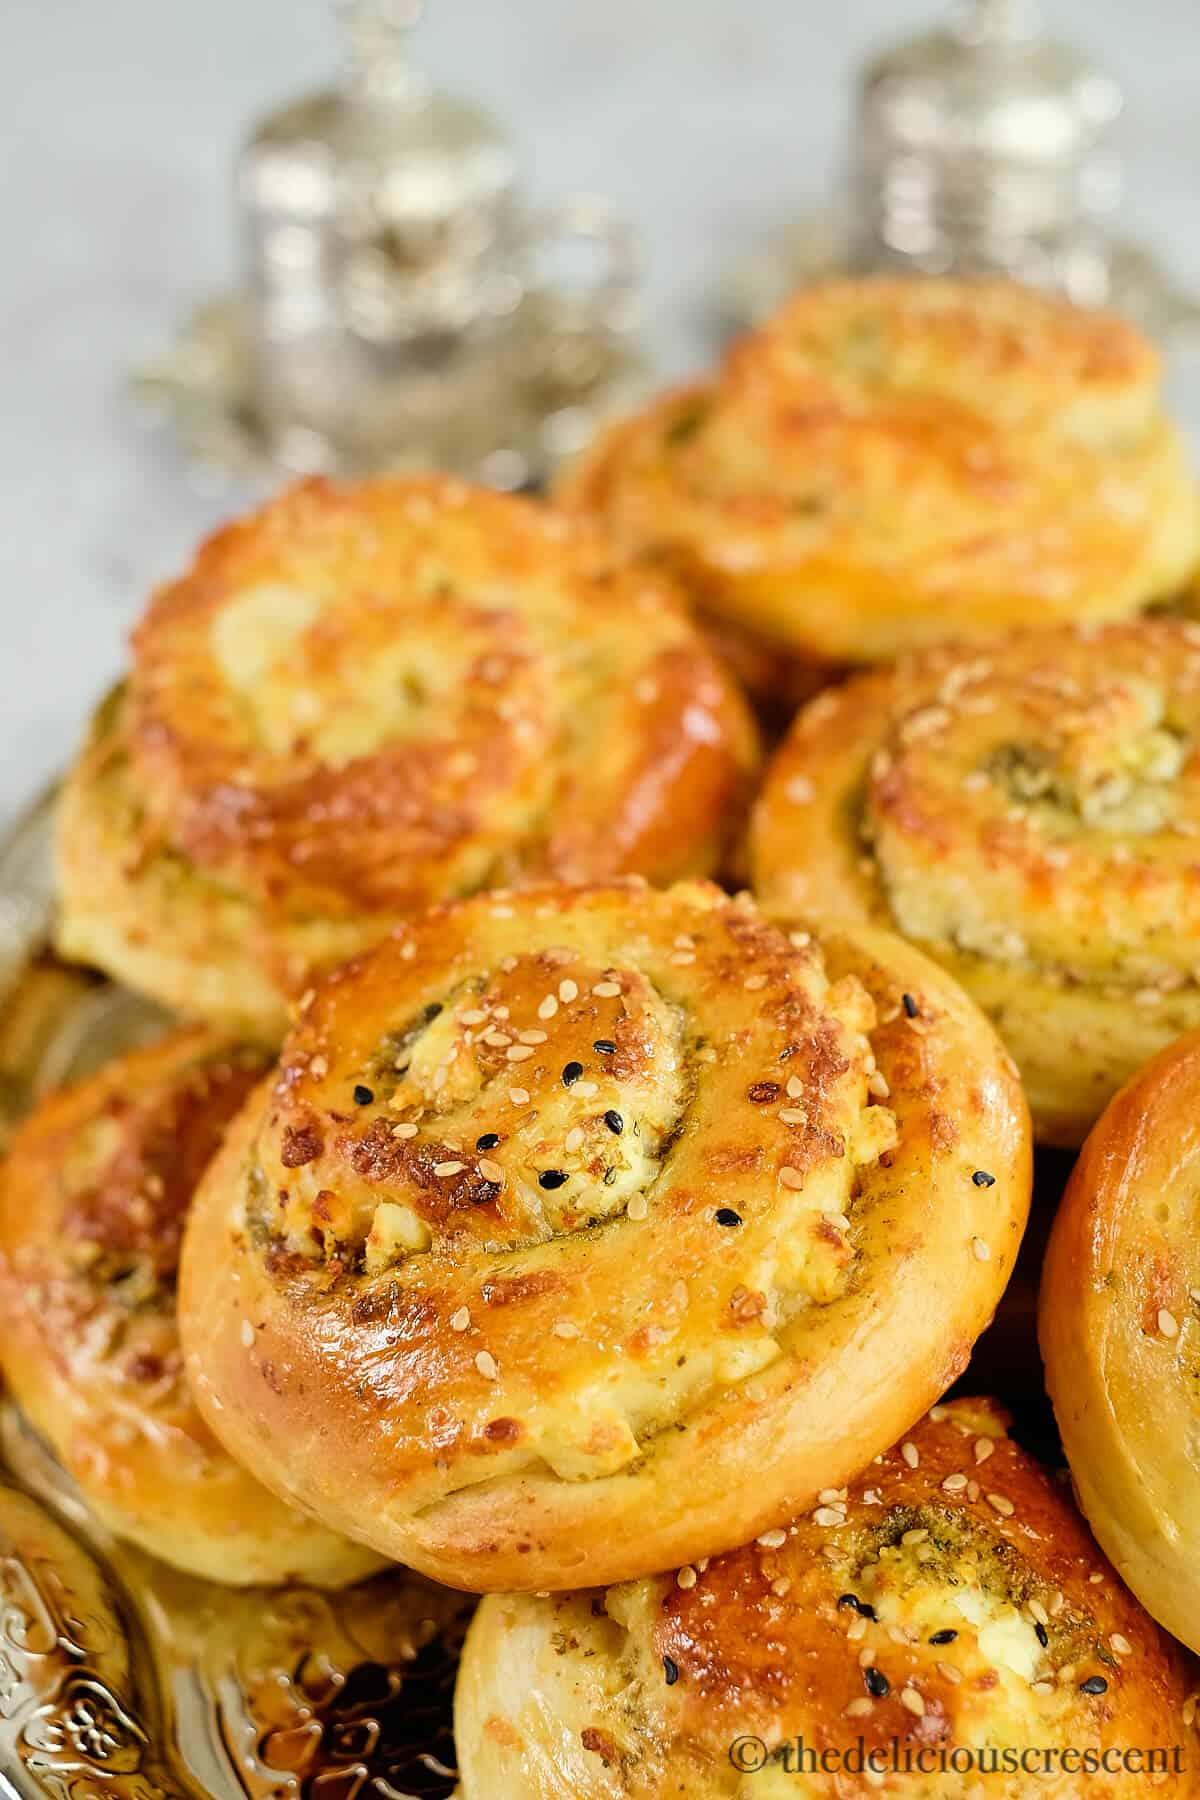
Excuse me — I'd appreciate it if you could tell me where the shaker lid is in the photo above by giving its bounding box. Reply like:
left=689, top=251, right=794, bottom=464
left=858, top=0, right=1123, bottom=166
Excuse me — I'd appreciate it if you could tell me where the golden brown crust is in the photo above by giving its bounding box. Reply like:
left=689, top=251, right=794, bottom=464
left=1041, top=1026, right=1200, bottom=1655
left=0, top=1028, right=385, bottom=1586
left=55, top=476, right=759, bottom=1037
left=750, top=616, right=1200, bottom=1145
left=180, top=879, right=1029, bottom=1592
left=456, top=1399, right=1200, bottom=1798
left=557, top=280, right=1197, bottom=663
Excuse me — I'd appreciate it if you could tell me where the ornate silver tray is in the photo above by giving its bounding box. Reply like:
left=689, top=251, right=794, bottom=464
left=0, top=790, right=472, bottom=1800
left=0, top=788, right=1059, bottom=1799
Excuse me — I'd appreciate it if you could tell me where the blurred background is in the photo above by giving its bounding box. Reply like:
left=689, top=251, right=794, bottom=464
left=3, top=0, right=1198, bottom=825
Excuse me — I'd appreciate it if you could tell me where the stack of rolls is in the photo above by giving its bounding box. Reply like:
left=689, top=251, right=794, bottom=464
left=3, top=274, right=1200, bottom=1796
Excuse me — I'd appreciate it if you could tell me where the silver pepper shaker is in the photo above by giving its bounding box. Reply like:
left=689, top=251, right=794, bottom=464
left=722, top=0, right=1198, bottom=344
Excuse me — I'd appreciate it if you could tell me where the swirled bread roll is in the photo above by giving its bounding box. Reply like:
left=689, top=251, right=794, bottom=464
left=456, top=1399, right=1199, bottom=1799
left=0, top=1029, right=385, bottom=1586
left=179, top=880, right=1029, bottom=1592
left=557, top=280, right=1197, bottom=666
left=1041, top=1027, right=1200, bottom=1655
left=55, top=475, right=759, bottom=1040
left=751, top=618, right=1200, bottom=1146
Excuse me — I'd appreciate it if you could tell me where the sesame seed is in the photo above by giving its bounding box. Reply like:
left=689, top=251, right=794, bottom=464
left=604, top=1110, right=624, bottom=1134
left=1158, top=1309, right=1180, bottom=1338
left=240, top=1319, right=255, bottom=1348
left=967, top=1481, right=980, bottom=1502
left=818, top=1488, right=846, bottom=1504
left=845, top=1697, right=874, bottom=1718
left=864, top=1668, right=889, bottom=1698
left=744, top=973, right=768, bottom=991
left=519, top=1029, right=548, bottom=1046
left=538, top=996, right=558, bottom=1020
left=901, top=1442, right=919, bottom=1468
left=900, top=1688, right=925, bottom=1718
left=562, top=1061, right=583, bottom=1086
left=672, top=952, right=696, bottom=967
left=506, top=1045, right=535, bottom=1062
left=508, top=1086, right=530, bottom=1106
left=972, top=1237, right=991, bottom=1262
left=757, top=1528, right=787, bottom=1548
left=867, top=1070, right=890, bottom=1099
left=786, top=1076, right=804, bottom=1098
left=1111, top=1633, right=1133, bottom=1657
left=353, top=1085, right=374, bottom=1106
left=477, top=1132, right=500, bottom=1150
left=663, top=1656, right=679, bottom=1686
left=309, top=1055, right=328, bottom=1079
left=986, top=1492, right=1015, bottom=1517
left=393, top=1122, right=419, bottom=1139
left=565, top=1126, right=585, bottom=1153
left=929, top=1629, right=957, bottom=1645
left=676, top=1565, right=697, bottom=1589
left=298, top=988, right=315, bottom=1011
left=938, top=1661, right=962, bottom=1685
left=901, top=1528, right=929, bottom=1546
left=771, top=1576, right=791, bottom=1597
left=478, top=1159, right=504, bottom=1184
left=627, top=1194, right=648, bottom=1221
left=483, top=1032, right=512, bottom=1048
left=573, top=1081, right=599, bottom=1098
left=450, top=1307, right=470, bottom=1331
left=559, top=979, right=579, bottom=1003
left=434, top=1161, right=465, bottom=1177
left=553, top=1320, right=580, bottom=1339
left=592, top=981, right=621, bottom=998
left=715, top=1208, right=743, bottom=1227
left=1029, top=1599, right=1049, bottom=1626
left=461, top=1009, right=488, bottom=1026
left=538, top=1170, right=568, bottom=1190
left=942, top=1473, right=968, bottom=1492
left=593, top=1039, right=617, bottom=1055
left=902, top=993, right=919, bottom=1018
left=813, top=1507, right=845, bottom=1528
left=778, top=1107, right=805, bottom=1125
left=1050, top=1590, right=1065, bottom=1616
left=838, top=1594, right=877, bottom=1619
left=1031, top=1680, right=1054, bottom=1696
left=779, top=1167, right=806, bottom=1189
left=974, top=1438, right=994, bottom=1464
left=1080, top=1676, right=1108, bottom=1695
left=475, top=1350, right=499, bottom=1379
left=972, top=1170, right=996, bottom=1188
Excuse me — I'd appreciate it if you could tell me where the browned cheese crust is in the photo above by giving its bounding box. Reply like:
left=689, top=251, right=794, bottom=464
left=55, top=475, right=759, bottom=1038
left=0, top=1028, right=385, bottom=1585
left=457, top=1399, right=1200, bottom=1798
left=179, top=880, right=1030, bottom=1591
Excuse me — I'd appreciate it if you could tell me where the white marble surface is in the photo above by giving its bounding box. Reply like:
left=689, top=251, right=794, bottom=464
left=3, top=0, right=1199, bottom=828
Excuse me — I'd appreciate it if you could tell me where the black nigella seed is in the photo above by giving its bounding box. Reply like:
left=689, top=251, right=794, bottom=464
left=1079, top=1675, right=1108, bottom=1695
left=539, top=1169, right=568, bottom=1190
left=353, top=1084, right=374, bottom=1106
left=562, top=1061, right=584, bottom=1087
left=902, top=993, right=919, bottom=1018
left=604, top=1110, right=624, bottom=1135
left=838, top=1594, right=877, bottom=1620
left=593, top=1039, right=617, bottom=1055
left=972, top=1170, right=996, bottom=1188
left=1034, top=1621, right=1049, bottom=1648
left=715, top=1207, right=742, bottom=1228
left=929, top=1628, right=957, bottom=1645
left=864, top=1667, right=889, bottom=1699
left=476, top=1133, right=500, bottom=1151
left=663, top=1656, right=679, bottom=1686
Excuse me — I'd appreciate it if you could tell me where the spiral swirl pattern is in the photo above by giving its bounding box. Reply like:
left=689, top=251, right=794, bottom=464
left=558, top=278, right=1197, bottom=664
left=55, top=475, right=758, bottom=1037
left=180, top=880, right=1029, bottom=1591
left=752, top=618, right=1200, bottom=1145
left=0, top=1029, right=385, bottom=1586
left=456, top=1399, right=1198, bottom=1799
